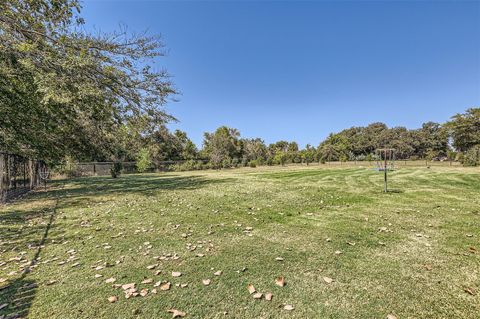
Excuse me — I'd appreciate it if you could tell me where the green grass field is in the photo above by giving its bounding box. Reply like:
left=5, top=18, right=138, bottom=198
left=1, top=165, right=479, bottom=319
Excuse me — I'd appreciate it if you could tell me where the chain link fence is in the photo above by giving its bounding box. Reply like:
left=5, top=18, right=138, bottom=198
left=55, top=160, right=211, bottom=177
left=0, top=152, right=47, bottom=203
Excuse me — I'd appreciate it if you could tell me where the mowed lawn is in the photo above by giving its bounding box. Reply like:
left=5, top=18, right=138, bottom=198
left=1, top=165, right=479, bottom=319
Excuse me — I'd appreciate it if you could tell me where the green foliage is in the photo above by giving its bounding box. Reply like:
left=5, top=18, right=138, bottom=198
left=273, top=151, right=288, bottom=166
left=317, top=121, right=450, bottom=161
left=462, top=145, right=480, bottom=166
left=446, top=108, right=480, bottom=152
left=136, top=148, right=152, bottom=173
left=110, top=161, right=123, bottom=178
left=0, top=0, right=176, bottom=161
left=202, top=126, right=241, bottom=168
left=56, top=155, right=78, bottom=177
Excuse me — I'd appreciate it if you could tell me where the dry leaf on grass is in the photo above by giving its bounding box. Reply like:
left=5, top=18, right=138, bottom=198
left=141, top=278, right=153, bottom=284
left=424, top=264, right=432, bottom=271
left=284, top=304, right=294, bottom=311
left=253, top=292, right=262, bottom=299
left=275, top=257, right=284, bottom=261
left=386, top=315, right=397, bottom=319
left=108, top=296, right=118, bottom=303
left=105, top=277, right=116, bottom=284
left=214, top=270, right=222, bottom=276
left=275, top=276, right=285, bottom=287
left=121, top=283, right=135, bottom=290
left=247, top=284, right=256, bottom=294
left=160, top=282, right=171, bottom=291
left=202, top=279, right=211, bottom=286
left=140, top=289, right=148, bottom=297
left=265, top=293, right=273, bottom=301
left=323, top=277, right=334, bottom=284
left=464, top=287, right=476, bottom=296
left=172, top=271, right=182, bottom=277
left=168, top=309, right=186, bottom=318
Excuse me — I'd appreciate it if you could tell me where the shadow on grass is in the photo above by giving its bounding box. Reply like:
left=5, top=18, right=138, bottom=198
left=44, top=174, right=233, bottom=208
left=386, top=189, right=404, bottom=194
left=0, top=201, right=57, bottom=318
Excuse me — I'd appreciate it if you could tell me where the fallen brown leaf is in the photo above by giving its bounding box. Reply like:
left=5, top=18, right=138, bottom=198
left=247, top=283, right=256, bottom=294
left=253, top=292, right=262, bottom=299
left=121, top=283, right=135, bottom=290
left=172, top=271, right=182, bottom=277
left=160, top=282, right=171, bottom=291
left=202, top=279, right=211, bottom=286
left=284, top=304, right=294, bottom=311
left=464, top=287, right=476, bottom=296
left=323, top=277, right=334, bottom=284
left=168, top=309, right=186, bottom=318
left=275, top=276, right=285, bottom=287
left=108, top=296, right=118, bottom=303
left=265, top=293, right=273, bottom=301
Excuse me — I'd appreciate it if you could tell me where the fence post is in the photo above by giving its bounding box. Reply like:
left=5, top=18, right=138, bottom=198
left=23, top=161, right=26, bottom=187
left=0, top=154, right=5, bottom=203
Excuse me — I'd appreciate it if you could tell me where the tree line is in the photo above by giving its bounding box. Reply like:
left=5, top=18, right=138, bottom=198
left=1, top=1, right=479, bottom=170
left=134, top=107, right=480, bottom=170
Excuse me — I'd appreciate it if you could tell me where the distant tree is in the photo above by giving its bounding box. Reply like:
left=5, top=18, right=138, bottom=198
left=462, top=145, right=480, bottom=166
left=202, top=126, right=241, bottom=168
left=136, top=148, right=152, bottom=173
left=301, top=144, right=316, bottom=165
left=318, top=133, right=349, bottom=161
left=274, top=151, right=288, bottom=166
left=242, top=138, right=267, bottom=163
left=446, top=108, right=480, bottom=152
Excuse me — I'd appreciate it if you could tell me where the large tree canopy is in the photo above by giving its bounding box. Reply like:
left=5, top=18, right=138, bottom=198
left=446, top=108, right=480, bottom=152
left=0, top=0, right=176, bottom=161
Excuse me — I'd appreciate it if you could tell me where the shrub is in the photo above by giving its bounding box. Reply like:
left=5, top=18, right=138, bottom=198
left=462, top=145, right=480, bottom=166
left=60, top=155, right=78, bottom=177
left=136, top=148, right=152, bottom=173
left=273, top=152, right=287, bottom=166
left=356, top=154, right=366, bottom=161
left=241, top=157, right=249, bottom=167
left=231, top=157, right=240, bottom=168
left=220, top=159, right=230, bottom=169
left=110, top=161, right=123, bottom=178
left=249, top=160, right=257, bottom=168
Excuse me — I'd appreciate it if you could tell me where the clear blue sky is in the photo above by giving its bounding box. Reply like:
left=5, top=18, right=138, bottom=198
left=81, top=0, right=480, bottom=148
